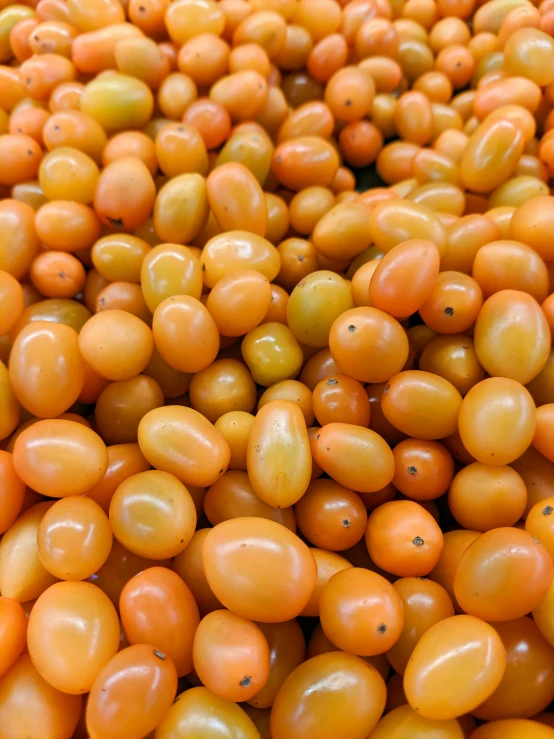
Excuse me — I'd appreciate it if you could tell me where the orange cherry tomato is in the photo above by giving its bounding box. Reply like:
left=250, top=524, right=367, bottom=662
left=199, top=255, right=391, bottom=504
left=454, top=527, right=553, bottom=621
left=120, top=567, right=199, bottom=678
left=449, top=463, right=527, bottom=532
left=193, top=609, right=271, bottom=702
left=13, top=419, right=108, bottom=498
left=28, top=581, right=120, bottom=694
left=202, top=517, right=317, bottom=622
left=247, top=400, right=311, bottom=508
left=37, top=496, right=112, bottom=580
left=270, top=652, right=386, bottom=739
left=381, top=370, right=462, bottom=440
left=109, top=469, right=197, bottom=559
left=369, top=239, right=440, bottom=319
left=320, top=567, right=404, bottom=656
left=392, top=438, right=454, bottom=501
left=0, top=502, right=58, bottom=603
left=9, top=321, right=85, bottom=419
left=404, top=615, right=507, bottom=720
left=86, top=644, right=177, bottom=739
left=313, top=423, right=395, bottom=493
left=366, top=499, right=444, bottom=577
left=138, top=405, right=230, bottom=488
left=458, top=377, right=536, bottom=465
left=156, top=686, right=260, bottom=739
left=0, top=653, right=82, bottom=739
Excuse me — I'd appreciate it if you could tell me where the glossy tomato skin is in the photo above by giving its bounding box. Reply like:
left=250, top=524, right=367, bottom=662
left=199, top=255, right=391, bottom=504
left=0, top=502, right=58, bottom=603
left=0, top=597, right=27, bottom=680
left=449, top=463, right=527, bottom=532
left=329, top=307, right=410, bottom=384
left=155, top=686, right=260, bottom=739
left=109, top=470, right=197, bottom=559
left=271, top=652, right=386, bottom=739
left=173, top=529, right=222, bottom=617
left=13, top=419, right=108, bottom=498
left=27, top=581, right=120, bottom=695
left=8, top=321, right=85, bottom=418
left=300, top=549, right=353, bottom=618
left=202, top=517, right=317, bottom=622
left=294, top=479, right=367, bottom=551
left=458, top=378, right=536, bottom=465
left=192, top=609, right=271, bottom=702
left=119, top=567, right=200, bottom=677
left=247, top=400, right=311, bottom=508
left=138, top=406, right=230, bottom=488
left=86, top=645, right=178, bottom=739
left=370, top=704, right=465, bottom=738
left=0, top=653, right=82, bottom=739
left=0, top=451, right=25, bottom=535
left=37, top=496, right=113, bottom=581
left=381, top=370, right=462, bottom=440
left=473, top=617, right=554, bottom=720
left=369, top=239, right=440, bottom=319
left=312, top=423, right=395, bottom=493
left=404, top=615, right=507, bottom=720
left=287, top=270, right=353, bottom=349
left=474, top=289, right=550, bottom=384
left=319, top=567, right=404, bottom=656
left=453, top=528, right=553, bottom=622
left=365, top=500, right=444, bottom=577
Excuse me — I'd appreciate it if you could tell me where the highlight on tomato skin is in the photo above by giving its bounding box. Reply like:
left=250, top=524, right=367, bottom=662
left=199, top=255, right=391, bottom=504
left=2, top=0, right=554, bottom=735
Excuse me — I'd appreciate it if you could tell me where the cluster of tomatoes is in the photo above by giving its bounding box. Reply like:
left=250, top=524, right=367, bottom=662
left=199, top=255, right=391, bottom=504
left=2, top=0, right=554, bottom=737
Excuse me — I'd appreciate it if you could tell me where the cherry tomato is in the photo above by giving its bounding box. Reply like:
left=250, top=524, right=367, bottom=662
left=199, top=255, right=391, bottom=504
left=109, top=469, right=197, bottom=559
left=120, top=567, right=199, bottom=677
left=366, top=500, right=444, bottom=577
left=202, top=517, right=317, bottom=622
left=37, top=496, right=112, bottom=581
left=320, top=567, right=404, bottom=656
left=312, top=423, right=395, bottom=493
left=86, top=644, right=177, bottom=739
left=404, top=615, right=507, bottom=719
left=270, top=652, right=386, bottom=739
left=138, top=405, right=230, bottom=488
left=458, top=377, right=536, bottom=465
left=0, top=653, right=82, bottom=739
left=454, top=527, right=553, bottom=621
left=155, top=686, right=260, bottom=739
left=28, top=581, right=120, bottom=694
left=247, top=400, right=311, bottom=508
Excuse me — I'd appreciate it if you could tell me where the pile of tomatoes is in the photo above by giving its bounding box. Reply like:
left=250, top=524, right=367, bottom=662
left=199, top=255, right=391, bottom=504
left=3, top=0, right=554, bottom=737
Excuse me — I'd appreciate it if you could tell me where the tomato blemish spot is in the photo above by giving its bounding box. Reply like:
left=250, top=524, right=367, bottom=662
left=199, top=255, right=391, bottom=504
left=413, top=536, right=424, bottom=546
left=240, top=676, right=252, bottom=687
left=408, top=465, right=417, bottom=475
left=377, top=623, right=387, bottom=633
left=543, top=505, right=553, bottom=516
left=153, top=649, right=166, bottom=660
left=444, top=306, right=454, bottom=316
